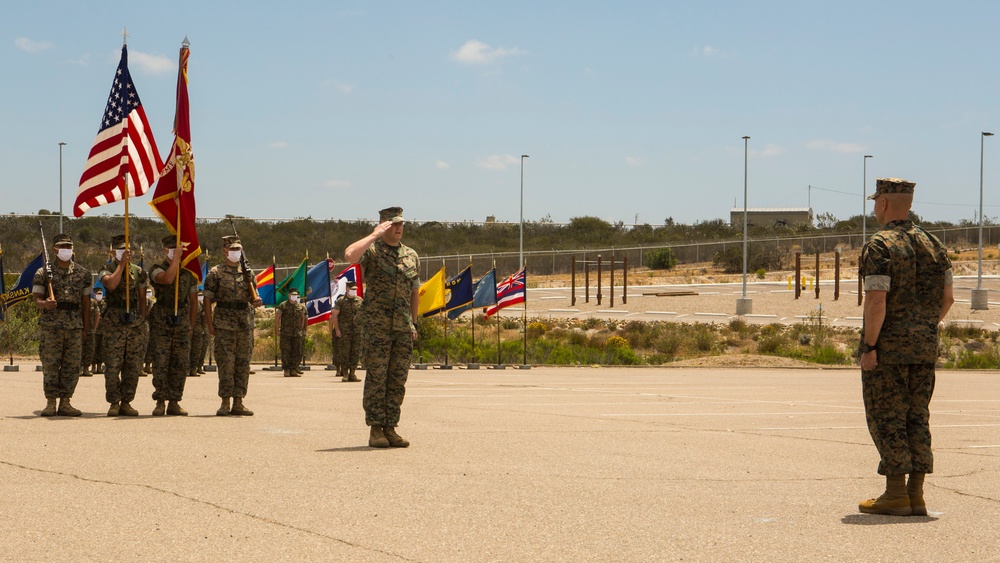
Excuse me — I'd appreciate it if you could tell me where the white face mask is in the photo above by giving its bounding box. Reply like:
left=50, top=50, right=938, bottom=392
left=227, top=250, right=242, bottom=263
left=166, top=249, right=175, bottom=260
left=56, top=248, right=73, bottom=262
left=94, top=293, right=104, bottom=302
left=198, top=295, right=204, bottom=303
left=114, top=249, right=125, bottom=261
left=146, top=291, right=153, bottom=299
left=289, top=295, right=300, bottom=303
left=347, top=289, right=357, bottom=297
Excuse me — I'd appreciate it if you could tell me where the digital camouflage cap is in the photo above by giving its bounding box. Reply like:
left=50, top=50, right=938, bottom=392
left=868, top=177, right=916, bottom=200
left=379, top=207, right=404, bottom=223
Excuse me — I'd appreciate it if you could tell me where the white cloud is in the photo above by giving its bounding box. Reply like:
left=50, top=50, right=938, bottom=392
left=436, top=160, right=450, bottom=169
left=451, top=39, right=526, bottom=64
left=625, top=156, right=643, bottom=166
left=326, top=180, right=352, bottom=189
left=269, top=141, right=288, bottom=149
left=476, top=154, right=519, bottom=171
left=805, top=139, right=865, bottom=154
left=757, top=144, right=785, bottom=158
left=129, top=50, right=175, bottom=74
left=690, top=45, right=725, bottom=59
left=15, top=37, right=53, bottom=53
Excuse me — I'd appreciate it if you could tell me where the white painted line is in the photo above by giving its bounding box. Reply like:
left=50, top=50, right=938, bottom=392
left=700, top=291, right=721, bottom=295
left=694, top=312, right=728, bottom=317
left=845, top=316, right=863, bottom=320
left=967, top=445, right=1000, bottom=449
left=548, top=308, right=580, bottom=312
left=949, top=319, right=985, bottom=324
left=594, top=310, right=629, bottom=314
left=745, top=314, right=778, bottom=318
left=645, top=311, right=679, bottom=315
left=675, top=314, right=689, bottom=318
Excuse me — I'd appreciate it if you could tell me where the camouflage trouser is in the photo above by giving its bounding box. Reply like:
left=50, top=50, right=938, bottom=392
left=81, top=331, right=96, bottom=372
left=862, top=363, right=935, bottom=476
left=39, top=327, right=83, bottom=399
left=143, top=322, right=154, bottom=364
left=280, top=334, right=303, bottom=370
left=215, top=328, right=252, bottom=399
left=102, top=322, right=144, bottom=404
left=334, top=331, right=360, bottom=372
left=150, top=319, right=191, bottom=402
left=362, top=329, right=412, bottom=427
left=190, top=327, right=206, bottom=370
left=94, top=334, right=103, bottom=367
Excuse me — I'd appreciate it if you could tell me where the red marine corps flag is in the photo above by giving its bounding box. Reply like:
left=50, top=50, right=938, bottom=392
left=74, top=40, right=163, bottom=217
left=149, top=37, right=202, bottom=281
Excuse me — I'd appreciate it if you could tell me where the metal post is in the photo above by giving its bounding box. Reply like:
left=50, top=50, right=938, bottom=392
left=519, top=155, right=529, bottom=270
left=736, top=136, right=752, bottom=315
left=571, top=256, right=576, bottom=307
left=973, top=132, right=994, bottom=310
left=623, top=255, right=628, bottom=305
left=58, top=142, right=66, bottom=233
left=834, top=248, right=841, bottom=301
left=610, top=254, right=615, bottom=308
left=596, top=255, right=602, bottom=306
left=815, top=252, right=820, bottom=299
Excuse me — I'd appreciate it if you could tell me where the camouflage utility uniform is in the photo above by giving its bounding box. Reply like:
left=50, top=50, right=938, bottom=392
left=189, top=297, right=208, bottom=375
left=149, top=259, right=199, bottom=405
left=100, top=260, right=147, bottom=407
left=34, top=262, right=91, bottom=402
left=204, top=262, right=256, bottom=402
left=333, top=292, right=362, bottom=378
left=276, top=296, right=306, bottom=374
left=359, top=238, right=419, bottom=428
left=861, top=218, right=952, bottom=476
left=81, top=294, right=102, bottom=376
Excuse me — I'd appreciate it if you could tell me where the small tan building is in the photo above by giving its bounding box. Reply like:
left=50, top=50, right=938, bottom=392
left=730, top=207, right=813, bottom=228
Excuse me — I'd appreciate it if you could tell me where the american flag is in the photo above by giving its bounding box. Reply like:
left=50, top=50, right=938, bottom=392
left=485, top=266, right=526, bottom=319
left=74, top=45, right=162, bottom=217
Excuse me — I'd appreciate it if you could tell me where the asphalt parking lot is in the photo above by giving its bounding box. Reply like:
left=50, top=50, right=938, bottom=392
left=2, top=363, right=998, bottom=561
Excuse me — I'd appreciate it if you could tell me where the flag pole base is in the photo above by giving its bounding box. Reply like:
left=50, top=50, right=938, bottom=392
left=3, top=365, right=18, bottom=372
left=517, top=364, right=532, bottom=370
left=436, top=364, right=453, bottom=370
left=326, top=363, right=337, bottom=371
left=413, top=364, right=428, bottom=370
left=36, top=365, right=43, bottom=371
left=204, top=365, right=217, bottom=372
left=465, top=363, right=480, bottom=370
left=265, top=365, right=283, bottom=371
left=490, top=364, right=506, bottom=370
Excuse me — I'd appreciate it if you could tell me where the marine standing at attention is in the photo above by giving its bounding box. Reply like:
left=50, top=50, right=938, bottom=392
left=33, top=233, right=92, bottom=417
left=148, top=235, right=199, bottom=416
left=275, top=287, right=307, bottom=377
left=857, top=178, right=954, bottom=516
left=344, top=207, right=420, bottom=448
left=204, top=235, right=262, bottom=416
left=332, top=280, right=362, bottom=382
left=100, top=234, right=148, bottom=417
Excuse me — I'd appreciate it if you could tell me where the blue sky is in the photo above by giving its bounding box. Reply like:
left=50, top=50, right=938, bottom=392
left=4, top=1, right=1000, bottom=227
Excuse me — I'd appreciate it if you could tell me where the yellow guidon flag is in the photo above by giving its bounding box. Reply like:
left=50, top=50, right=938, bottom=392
left=417, top=266, right=446, bottom=317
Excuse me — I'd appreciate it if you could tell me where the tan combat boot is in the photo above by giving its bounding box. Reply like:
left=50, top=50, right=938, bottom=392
left=187, top=369, right=198, bottom=377
left=217, top=398, right=231, bottom=416
left=40, top=398, right=58, bottom=417
left=347, top=370, right=360, bottom=382
left=152, top=400, right=166, bottom=416
left=108, top=402, right=120, bottom=417
left=57, top=398, right=82, bottom=417
left=167, top=401, right=188, bottom=416
left=383, top=427, right=410, bottom=448
left=119, top=402, right=139, bottom=417
left=369, top=426, right=390, bottom=448
left=230, top=398, right=254, bottom=416
left=908, top=473, right=927, bottom=516
left=859, top=474, right=911, bottom=516
left=283, top=369, right=292, bottom=377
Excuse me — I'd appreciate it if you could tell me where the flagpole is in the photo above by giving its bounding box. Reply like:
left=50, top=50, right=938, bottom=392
left=124, top=173, right=131, bottom=313
left=173, top=183, right=182, bottom=316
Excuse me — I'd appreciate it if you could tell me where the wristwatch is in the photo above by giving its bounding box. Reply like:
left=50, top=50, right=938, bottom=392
left=859, top=341, right=878, bottom=354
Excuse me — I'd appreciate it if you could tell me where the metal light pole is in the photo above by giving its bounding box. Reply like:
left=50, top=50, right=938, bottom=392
left=859, top=154, right=872, bottom=306
left=519, top=154, right=528, bottom=268
left=973, top=132, right=994, bottom=310
left=58, top=142, right=67, bottom=233
left=736, top=136, right=752, bottom=315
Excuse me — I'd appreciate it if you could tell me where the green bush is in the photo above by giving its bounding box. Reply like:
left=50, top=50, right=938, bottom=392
left=645, top=248, right=678, bottom=270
